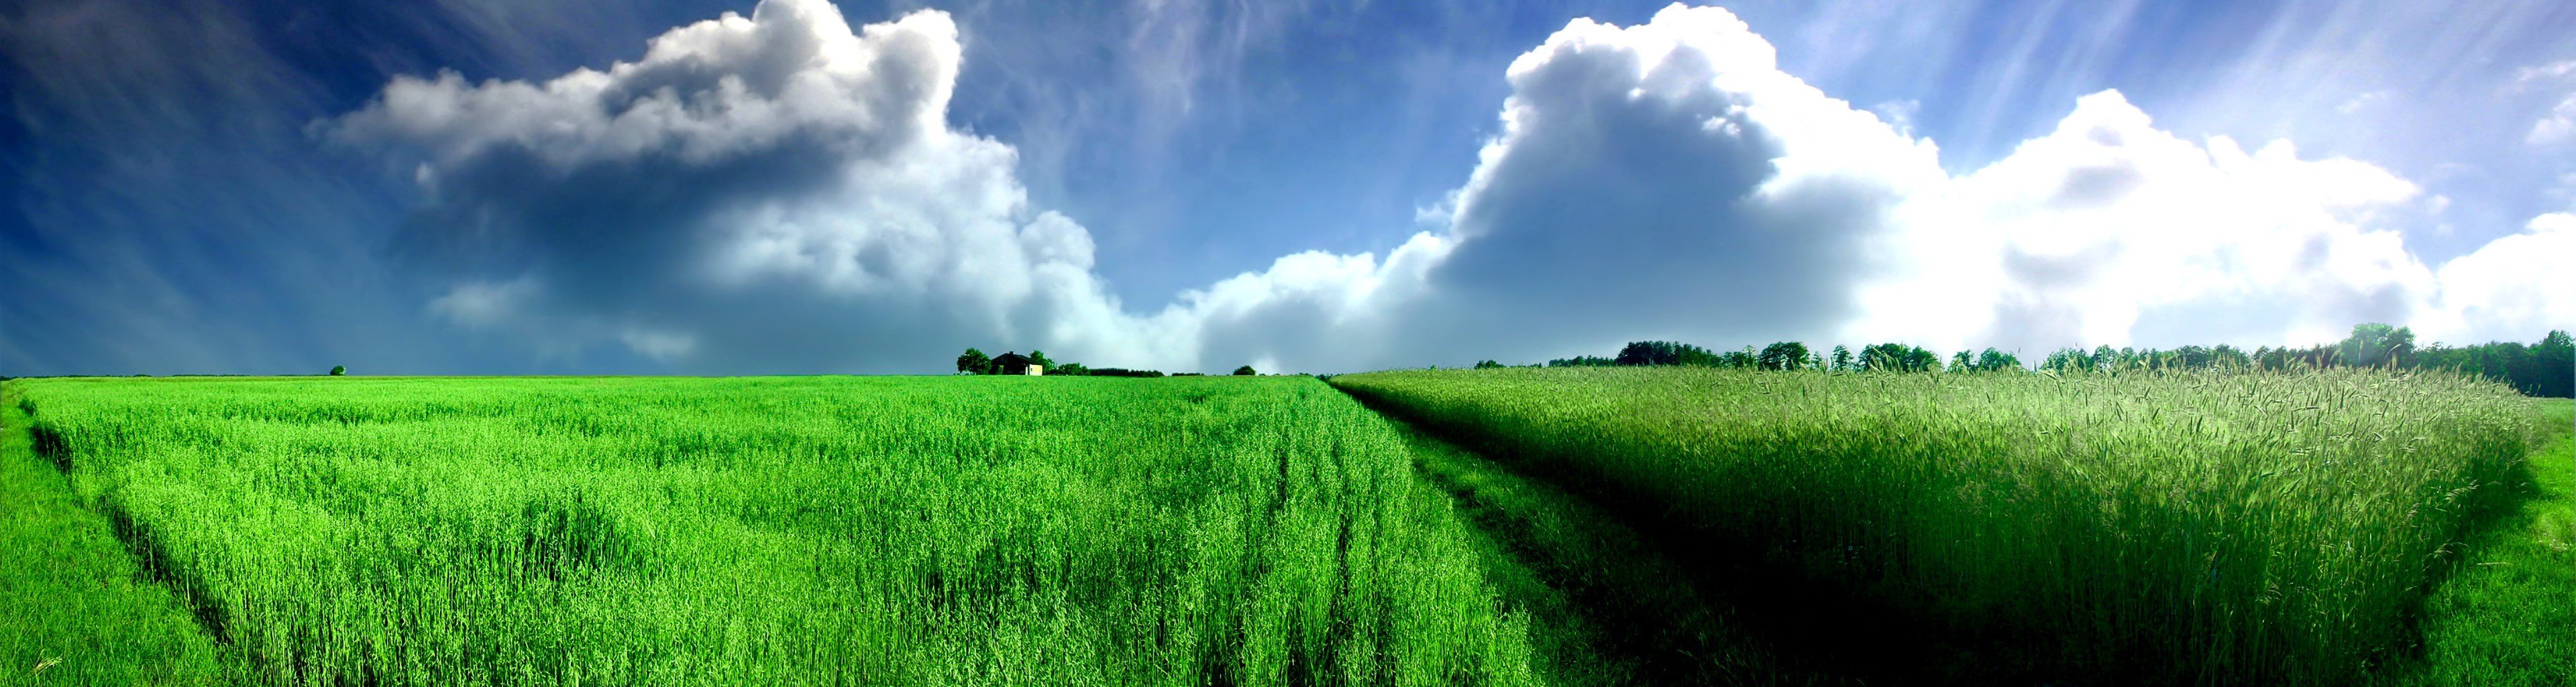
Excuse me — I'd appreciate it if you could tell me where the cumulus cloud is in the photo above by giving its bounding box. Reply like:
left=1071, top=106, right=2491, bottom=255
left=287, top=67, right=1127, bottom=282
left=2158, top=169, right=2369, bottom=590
left=1861, top=91, right=2440, bottom=353
left=334, top=0, right=1188, bottom=372
left=335, top=0, right=2566, bottom=373
left=2416, top=213, right=2576, bottom=344
left=2533, top=95, right=2576, bottom=146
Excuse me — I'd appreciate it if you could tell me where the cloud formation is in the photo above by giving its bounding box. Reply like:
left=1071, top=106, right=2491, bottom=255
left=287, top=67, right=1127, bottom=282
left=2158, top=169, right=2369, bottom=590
left=335, top=0, right=2567, bottom=374
left=335, top=0, right=1185, bottom=372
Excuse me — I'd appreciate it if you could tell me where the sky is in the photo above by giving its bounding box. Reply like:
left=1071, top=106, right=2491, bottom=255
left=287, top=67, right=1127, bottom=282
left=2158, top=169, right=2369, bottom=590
left=3, top=0, right=2571, bottom=376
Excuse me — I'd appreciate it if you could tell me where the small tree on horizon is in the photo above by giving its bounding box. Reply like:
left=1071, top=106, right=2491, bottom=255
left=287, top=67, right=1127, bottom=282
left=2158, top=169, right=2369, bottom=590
left=1232, top=365, right=1257, bottom=376
left=957, top=348, right=993, bottom=375
left=329, top=365, right=346, bottom=376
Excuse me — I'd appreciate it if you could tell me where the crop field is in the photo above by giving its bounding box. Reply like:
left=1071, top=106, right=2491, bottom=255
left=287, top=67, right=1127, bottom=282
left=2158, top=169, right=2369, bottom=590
left=5, top=376, right=1544, bottom=686
left=1333, top=368, right=2554, bottom=686
left=5, top=370, right=2564, bottom=686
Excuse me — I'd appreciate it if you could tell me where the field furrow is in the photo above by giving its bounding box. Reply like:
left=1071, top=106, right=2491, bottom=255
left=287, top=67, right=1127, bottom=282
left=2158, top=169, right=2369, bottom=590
left=11, top=376, right=1547, bottom=687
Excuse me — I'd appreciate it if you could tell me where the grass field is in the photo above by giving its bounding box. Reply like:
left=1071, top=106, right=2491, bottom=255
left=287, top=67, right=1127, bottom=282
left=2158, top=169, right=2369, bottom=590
left=7, top=376, right=1546, bottom=686
left=1333, top=367, right=2551, bottom=686
left=2383, top=398, right=2574, bottom=686
left=1, top=386, right=244, bottom=685
left=6, top=372, right=2563, bottom=686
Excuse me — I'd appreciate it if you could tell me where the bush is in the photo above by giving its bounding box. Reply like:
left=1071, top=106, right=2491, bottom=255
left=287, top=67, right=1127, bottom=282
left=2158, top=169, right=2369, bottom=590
left=1231, top=366, right=1257, bottom=376
left=329, top=366, right=347, bottom=376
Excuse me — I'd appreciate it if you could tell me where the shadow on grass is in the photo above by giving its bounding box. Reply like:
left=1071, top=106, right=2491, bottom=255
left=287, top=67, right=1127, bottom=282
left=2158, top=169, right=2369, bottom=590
left=16, top=402, right=237, bottom=649
left=1340, top=382, right=2555, bottom=686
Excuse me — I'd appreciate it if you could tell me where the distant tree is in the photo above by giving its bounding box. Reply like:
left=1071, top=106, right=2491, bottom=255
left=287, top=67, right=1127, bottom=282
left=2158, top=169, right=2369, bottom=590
left=1474, top=360, right=1505, bottom=370
left=1615, top=341, right=1721, bottom=366
left=1088, top=368, right=1165, bottom=378
left=329, top=365, right=347, bottom=376
left=957, top=348, right=994, bottom=375
left=2211, top=344, right=2250, bottom=368
left=1830, top=345, right=1853, bottom=372
left=2337, top=323, right=2410, bottom=368
left=2535, top=330, right=2573, bottom=398
left=1055, top=362, right=1090, bottom=376
left=1860, top=344, right=1900, bottom=372
left=1233, top=365, right=1257, bottom=376
left=1548, top=356, right=1617, bottom=367
left=1758, top=341, right=1811, bottom=371
left=1974, top=348, right=2021, bottom=372
left=2412, top=329, right=2572, bottom=398
left=1027, top=350, right=1057, bottom=370
left=2172, top=345, right=2211, bottom=370
left=1951, top=350, right=1974, bottom=372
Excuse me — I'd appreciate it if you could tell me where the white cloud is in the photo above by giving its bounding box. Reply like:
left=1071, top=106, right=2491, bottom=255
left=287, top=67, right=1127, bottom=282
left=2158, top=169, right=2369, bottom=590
left=2516, top=60, right=2576, bottom=84
left=339, top=0, right=2569, bottom=373
left=1861, top=91, right=2438, bottom=352
left=2336, top=90, right=2386, bottom=115
left=2416, top=213, right=2576, bottom=344
left=2532, top=94, right=2576, bottom=146
left=2521, top=60, right=2576, bottom=146
left=336, top=0, right=1196, bottom=371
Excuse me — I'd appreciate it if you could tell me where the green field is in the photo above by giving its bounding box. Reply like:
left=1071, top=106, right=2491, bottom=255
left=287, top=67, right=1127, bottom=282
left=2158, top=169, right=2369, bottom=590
left=5, top=376, right=1542, bottom=686
left=5, top=371, right=2567, bottom=686
left=1334, top=368, right=2559, bottom=685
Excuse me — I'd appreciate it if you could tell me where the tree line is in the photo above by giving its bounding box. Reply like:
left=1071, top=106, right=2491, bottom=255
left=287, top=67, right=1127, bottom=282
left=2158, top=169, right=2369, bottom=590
left=1521, top=325, right=2573, bottom=398
left=1541, top=340, right=2015, bottom=374
left=953, top=348, right=1257, bottom=377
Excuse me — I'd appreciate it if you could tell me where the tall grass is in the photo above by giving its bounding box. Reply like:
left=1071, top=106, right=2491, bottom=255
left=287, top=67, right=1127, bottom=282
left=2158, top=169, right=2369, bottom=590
left=17, top=376, right=1542, bottom=686
left=1, top=384, right=242, bottom=685
left=1332, top=367, right=2542, bottom=685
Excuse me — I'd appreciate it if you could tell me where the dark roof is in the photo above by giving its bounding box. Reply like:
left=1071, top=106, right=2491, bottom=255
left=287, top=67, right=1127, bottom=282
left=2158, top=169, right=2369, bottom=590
left=993, top=352, right=1031, bottom=365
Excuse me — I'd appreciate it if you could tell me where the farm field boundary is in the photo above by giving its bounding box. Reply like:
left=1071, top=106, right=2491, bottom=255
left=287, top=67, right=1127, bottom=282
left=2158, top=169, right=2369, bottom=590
left=2375, top=398, right=2573, bottom=686
left=1, top=381, right=242, bottom=685
left=10, top=375, right=1550, bottom=686
left=1331, top=367, right=2546, bottom=686
left=1344, top=381, right=2016, bottom=684
left=1387, top=416, right=1858, bottom=686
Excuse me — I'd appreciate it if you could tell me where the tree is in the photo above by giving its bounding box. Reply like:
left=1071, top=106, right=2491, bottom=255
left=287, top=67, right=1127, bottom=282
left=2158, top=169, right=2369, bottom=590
left=957, top=348, right=993, bottom=375
left=1974, top=348, right=2021, bottom=372
left=1232, top=365, right=1258, bottom=376
left=1831, top=345, right=1853, bottom=372
left=2534, top=330, right=2573, bottom=398
left=329, top=365, right=346, bottom=376
left=1028, top=350, right=1056, bottom=370
left=1758, top=341, right=1811, bottom=371
left=2338, top=323, right=2409, bottom=368
left=1858, top=344, right=1943, bottom=373
left=1474, top=360, right=1505, bottom=370
left=1952, top=350, right=1974, bottom=372
left=1615, top=341, right=1721, bottom=366
left=2211, top=344, right=2250, bottom=368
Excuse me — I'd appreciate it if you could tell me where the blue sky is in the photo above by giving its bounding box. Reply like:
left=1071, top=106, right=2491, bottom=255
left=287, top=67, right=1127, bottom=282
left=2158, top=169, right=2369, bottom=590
left=3, top=0, right=2571, bottom=375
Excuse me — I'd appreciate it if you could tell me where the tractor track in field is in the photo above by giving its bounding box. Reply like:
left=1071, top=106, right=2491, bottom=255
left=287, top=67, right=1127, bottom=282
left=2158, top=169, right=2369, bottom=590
left=1334, top=382, right=1871, bottom=687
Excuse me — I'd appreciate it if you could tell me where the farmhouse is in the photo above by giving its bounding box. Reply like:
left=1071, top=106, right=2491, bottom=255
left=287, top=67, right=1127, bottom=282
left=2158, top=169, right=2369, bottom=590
left=992, top=352, right=1044, bottom=376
